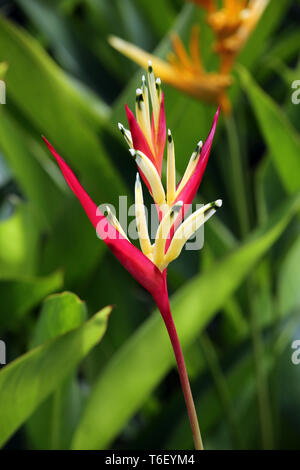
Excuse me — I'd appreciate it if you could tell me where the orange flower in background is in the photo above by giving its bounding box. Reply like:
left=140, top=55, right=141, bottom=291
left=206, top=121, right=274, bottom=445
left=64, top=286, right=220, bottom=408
left=192, top=0, right=270, bottom=74
left=109, top=0, right=269, bottom=115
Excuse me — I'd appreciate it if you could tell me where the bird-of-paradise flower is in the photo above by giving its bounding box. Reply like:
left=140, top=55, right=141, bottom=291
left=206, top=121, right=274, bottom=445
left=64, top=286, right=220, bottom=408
left=109, top=0, right=269, bottom=115
left=43, top=65, right=221, bottom=450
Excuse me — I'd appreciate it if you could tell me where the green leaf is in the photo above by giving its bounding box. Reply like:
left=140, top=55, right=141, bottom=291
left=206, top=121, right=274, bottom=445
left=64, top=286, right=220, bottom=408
left=27, top=374, right=85, bottom=450
left=40, top=198, right=106, bottom=287
left=0, top=106, right=107, bottom=286
left=15, top=0, right=121, bottom=101
left=0, top=304, right=112, bottom=448
left=0, top=271, right=63, bottom=333
left=257, top=29, right=300, bottom=84
left=255, top=154, right=287, bottom=225
left=0, top=15, right=126, bottom=207
left=132, top=0, right=176, bottom=38
left=0, top=202, right=40, bottom=278
left=72, top=193, right=300, bottom=449
left=27, top=292, right=87, bottom=450
left=27, top=373, right=85, bottom=450
left=278, top=236, right=300, bottom=316
left=237, top=0, right=291, bottom=70
left=30, top=292, right=87, bottom=348
left=0, top=111, right=64, bottom=227
left=238, top=66, right=300, bottom=194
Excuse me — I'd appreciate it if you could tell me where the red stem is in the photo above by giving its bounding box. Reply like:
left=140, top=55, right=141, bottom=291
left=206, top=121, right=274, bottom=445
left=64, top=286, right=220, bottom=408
left=153, top=274, right=204, bottom=450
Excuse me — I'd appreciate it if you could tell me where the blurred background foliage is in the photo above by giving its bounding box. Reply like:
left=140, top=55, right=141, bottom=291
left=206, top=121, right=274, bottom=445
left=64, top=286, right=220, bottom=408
left=0, top=0, right=299, bottom=450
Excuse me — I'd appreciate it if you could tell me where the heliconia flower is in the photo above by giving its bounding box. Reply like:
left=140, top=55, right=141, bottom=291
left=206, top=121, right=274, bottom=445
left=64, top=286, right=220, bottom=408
left=43, top=66, right=221, bottom=450
left=108, top=0, right=269, bottom=115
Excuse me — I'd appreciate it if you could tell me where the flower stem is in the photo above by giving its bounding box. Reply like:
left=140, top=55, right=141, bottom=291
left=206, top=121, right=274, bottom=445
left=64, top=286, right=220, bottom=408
left=248, top=281, right=274, bottom=449
left=200, top=332, right=244, bottom=449
left=224, top=114, right=250, bottom=238
left=154, top=277, right=203, bottom=450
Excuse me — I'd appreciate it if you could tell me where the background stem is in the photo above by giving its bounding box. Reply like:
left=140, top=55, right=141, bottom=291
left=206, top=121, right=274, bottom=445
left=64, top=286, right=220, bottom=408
left=225, top=114, right=250, bottom=238
left=200, top=332, right=244, bottom=449
left=225, top=113, right=274, bottom=449
left=248, top=281, right=274, bottom=449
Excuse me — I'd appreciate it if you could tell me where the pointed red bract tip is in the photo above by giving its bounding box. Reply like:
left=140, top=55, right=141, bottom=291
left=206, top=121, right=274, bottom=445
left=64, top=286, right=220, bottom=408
left=42, top=136, right=101, bottom=228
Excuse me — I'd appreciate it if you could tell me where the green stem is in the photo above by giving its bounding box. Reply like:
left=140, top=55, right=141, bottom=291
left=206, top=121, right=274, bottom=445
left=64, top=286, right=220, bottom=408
left=224, top=114, right=250, bottom=238
left=51, top=387, right=62, bottom=450
left=248, top=282, right=274, bottom=449
left=225, top=113, right=274, bottom=448
left=200, top=332, right=244, bottom=449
